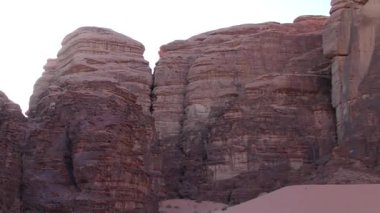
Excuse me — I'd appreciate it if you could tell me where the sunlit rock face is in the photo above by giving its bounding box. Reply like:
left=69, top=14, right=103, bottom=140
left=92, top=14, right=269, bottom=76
left=23, top=27, right=158, bottom=212
left=0, top=92, right=26, bottom=212
left=153, top=16, right=336, bottom=204
left=323, top=0, right=380, bottom=166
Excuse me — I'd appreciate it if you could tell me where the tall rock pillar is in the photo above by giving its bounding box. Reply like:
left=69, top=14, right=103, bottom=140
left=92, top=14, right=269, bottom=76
left=0, top=92, right=26, bottom=212
left=23, top=27, right=158, bottom=212
left=323, top=0, right=380, bottom=166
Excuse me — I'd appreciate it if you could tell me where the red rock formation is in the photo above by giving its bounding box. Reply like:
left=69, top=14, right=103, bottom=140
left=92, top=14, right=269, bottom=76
left=1, top=2, right=379, bottom=210
left=323, top=0, right=380, bottom=166
left=153, top=16, right=336, bottom=203
left=0, top=91, right=26, bottom=212
left=23, top=27, right=158, bottom=212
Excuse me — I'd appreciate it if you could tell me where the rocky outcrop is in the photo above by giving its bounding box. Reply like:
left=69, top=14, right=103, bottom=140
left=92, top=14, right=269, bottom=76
left=22, top=27, right=158, bottom=212
left=1, top=1, right=380, bottom=210
left=153, top=16, right=336, bottom=203
left=28, top=27, right=153, bottom=116
left=0, top=92, right=26, bottom=212
left=323, top=0, right=380, bottom=166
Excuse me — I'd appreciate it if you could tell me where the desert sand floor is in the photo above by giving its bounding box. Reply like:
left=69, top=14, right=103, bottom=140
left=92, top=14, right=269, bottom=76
left=216, top=184, right=380, bottom=213
left=160, top=184, right=380, bottom=213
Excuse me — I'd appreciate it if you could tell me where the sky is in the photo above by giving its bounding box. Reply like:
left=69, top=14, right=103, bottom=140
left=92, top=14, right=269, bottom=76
left=0, top=0, right=330, bottom=113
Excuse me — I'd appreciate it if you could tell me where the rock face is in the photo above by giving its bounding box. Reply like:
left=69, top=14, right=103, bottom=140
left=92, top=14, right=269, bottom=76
left=1, top=2, right=380, bottom=211
left=153, top=16, right=336, bottom=203
left=22, top=27, right=158, bottom=212
left=323, top=0, right=380, bottom=166
left=0, top=92, right=26, bottom=212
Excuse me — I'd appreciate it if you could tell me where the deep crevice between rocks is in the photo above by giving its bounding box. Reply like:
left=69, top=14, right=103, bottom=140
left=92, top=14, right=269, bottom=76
left=149, top=71, right=156, bottom=114
left=63, top=127, right=80, bottom=191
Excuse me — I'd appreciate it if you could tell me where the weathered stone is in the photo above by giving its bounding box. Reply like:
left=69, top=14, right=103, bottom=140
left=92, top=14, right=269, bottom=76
left=154, top=16, right=336, bottom=203
left=323, top=9, right=352, bottom=57
left=0, top=91, right=26, bottom=212
left=23, top=27, right=158, bottom=212
left=1, top=1, right=380, bottom=210
left=323, top=0, right=380, bottom=166
left=28, top=27, right=152, bottom=116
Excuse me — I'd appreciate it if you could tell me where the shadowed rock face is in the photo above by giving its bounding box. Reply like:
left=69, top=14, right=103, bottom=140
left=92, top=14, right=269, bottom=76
left=0, top=92, right=26, bottom=212
left=323, top=0, right=380, bottom=166
left=153, top=16, right=336, bottom=203
left=22, top=27, right=158, bottom=212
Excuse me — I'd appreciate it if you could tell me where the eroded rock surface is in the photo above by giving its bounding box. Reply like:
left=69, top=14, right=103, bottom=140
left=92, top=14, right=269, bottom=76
left=0, top=92, right=26, bottom=212
left=153, top=16, right=336, bottom=203
left=1, top=2, right=380, bottom=210
left=22, top=27, right=157, bottom=212
left=28, top=27, right=152, bottom=115
left=323, top=0, right=380, bottom=166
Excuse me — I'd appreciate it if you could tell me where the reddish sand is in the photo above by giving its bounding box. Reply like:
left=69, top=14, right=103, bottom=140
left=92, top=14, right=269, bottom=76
left=159, top=199, right=227, bottom=213
left=216, top=184, right=380, bottom=213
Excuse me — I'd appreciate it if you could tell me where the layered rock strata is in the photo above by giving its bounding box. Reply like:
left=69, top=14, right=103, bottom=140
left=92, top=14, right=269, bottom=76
left=0, top=2, right=379, bottom=210
left=0, top=92, right=26, bottom=212
left=323, top=0, right=380, bottom=166
left=153, top=16, right=336, bottom=203
left=22, top=27, right=158, bottom=212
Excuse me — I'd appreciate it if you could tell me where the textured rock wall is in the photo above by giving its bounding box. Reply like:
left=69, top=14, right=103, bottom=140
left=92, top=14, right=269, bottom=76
left=0, top=92, right=26, bottom=212
left=1, top=3, right=380, bottom=210
left=323, top=0, right=380, bottom=166
left=153, top=16, right=336, bottom=203
left=22, top=27, right=158, bottom=212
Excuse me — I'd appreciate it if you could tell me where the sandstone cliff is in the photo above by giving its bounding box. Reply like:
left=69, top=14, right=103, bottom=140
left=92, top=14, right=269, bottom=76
left=323, top=0, right=380, bottom=167
left=153, top=16, right=337, bottom=204
left=0, top=0, right=380, bottom=211
left=0, top=92, right=26, bottom=212
left=22, top=27, right=158, bottom=212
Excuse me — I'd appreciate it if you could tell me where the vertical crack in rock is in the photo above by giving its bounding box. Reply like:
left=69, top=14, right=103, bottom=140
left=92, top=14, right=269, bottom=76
left=150, top=85, right=156, bottom=114
left=176, top=61, right=192, bottom=198
left=63, top=127, right=80, bottom=191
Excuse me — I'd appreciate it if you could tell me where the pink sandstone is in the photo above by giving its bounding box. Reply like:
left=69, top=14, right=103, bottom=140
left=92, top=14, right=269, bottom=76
left=217, top=184, right=380, bottom=213
left=22, top=27, right=158, bottom=212
left=0, top=0, right=380, bottom=211
left=153, top=15, right=336, bottom=203
left=323, top=0, right=380, bottom=166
